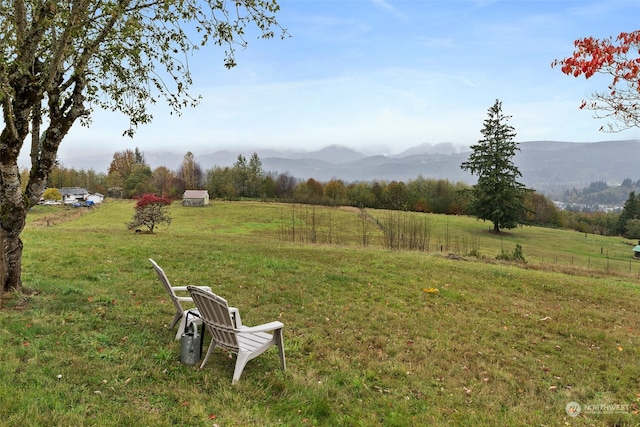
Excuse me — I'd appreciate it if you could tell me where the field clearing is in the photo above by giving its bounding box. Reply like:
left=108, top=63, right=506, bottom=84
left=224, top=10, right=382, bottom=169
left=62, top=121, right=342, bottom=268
left=1, top=200, right=639, bottom=426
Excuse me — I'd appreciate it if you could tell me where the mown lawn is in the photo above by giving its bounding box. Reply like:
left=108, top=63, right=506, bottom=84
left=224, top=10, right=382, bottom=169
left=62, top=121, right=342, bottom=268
left=1, top=200, right=639, bottom=426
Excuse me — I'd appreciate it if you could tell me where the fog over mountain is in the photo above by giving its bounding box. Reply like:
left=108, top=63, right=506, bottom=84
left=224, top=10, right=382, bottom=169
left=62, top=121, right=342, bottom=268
left=59, top=139, right=640, bottom=196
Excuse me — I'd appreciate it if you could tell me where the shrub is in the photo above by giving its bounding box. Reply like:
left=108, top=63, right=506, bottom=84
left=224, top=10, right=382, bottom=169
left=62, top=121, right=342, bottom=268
left=42, top=188, right=62, bottom=201
left=467, top=249, right=482, bottom=258
left=127, top=194, right=172, bottom=233
left=496, top=243, right=526, bottom=263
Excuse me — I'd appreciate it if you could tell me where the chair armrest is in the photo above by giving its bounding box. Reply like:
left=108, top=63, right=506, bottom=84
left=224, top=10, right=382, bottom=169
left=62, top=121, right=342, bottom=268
left=175, top=296, right=194, bottom=302
left=236, top=321, right=283, bottom=334
left=228, top=307, right=243, bottom=328
left=173, top=286, right=212, bottom=292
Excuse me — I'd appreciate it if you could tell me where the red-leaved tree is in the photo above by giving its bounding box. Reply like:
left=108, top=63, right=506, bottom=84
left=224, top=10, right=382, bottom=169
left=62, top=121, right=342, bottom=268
left=552, top=30, right=640, bottom=131
left=128, top=194, right=173, bottom=234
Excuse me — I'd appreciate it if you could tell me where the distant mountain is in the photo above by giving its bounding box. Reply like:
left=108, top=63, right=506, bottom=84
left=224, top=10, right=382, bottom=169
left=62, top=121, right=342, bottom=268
left=55, top=139, right=640, bottom=196
left=261, top=152, right=474, bottom=183
left=514, top=139, right=640, bottom=194
left=392, top=142, right=461, bottom=157
left=195, top=144, right=365, bottom=169
left=258, top=139, right=640, bottom=195
left=302, top=145, right=367, bottom=163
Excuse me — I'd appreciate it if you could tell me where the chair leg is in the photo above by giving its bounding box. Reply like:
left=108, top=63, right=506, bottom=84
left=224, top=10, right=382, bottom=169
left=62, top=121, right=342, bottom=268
left=232, top=352, right=251, bottom=384
left=199, top=340, right=218, bottom=369
left=275, top=330, right=286, bottom=372
left=175, top=314, right=187, bottom=340
left=169, top=310, right=182, bottom=329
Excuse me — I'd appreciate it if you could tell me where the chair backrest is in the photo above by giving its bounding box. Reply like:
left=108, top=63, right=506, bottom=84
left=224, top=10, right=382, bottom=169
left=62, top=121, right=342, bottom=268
left=149, top=258, right=184, bottom=314
left=187, top=286, right=239, bottom=352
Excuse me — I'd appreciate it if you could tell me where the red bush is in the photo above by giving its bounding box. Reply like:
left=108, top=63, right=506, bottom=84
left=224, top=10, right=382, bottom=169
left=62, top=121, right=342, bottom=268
left=133, top=194, right=172, bottom=209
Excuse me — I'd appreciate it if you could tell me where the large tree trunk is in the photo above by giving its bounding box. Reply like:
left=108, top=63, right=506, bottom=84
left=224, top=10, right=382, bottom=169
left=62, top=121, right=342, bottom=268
left=0, top=159, right=29, bottom=293
left=0, top=123, right=82, bottom=297
left=0, top=230, right=25, bottom=293
left=0, top=67, right=85, bottom=295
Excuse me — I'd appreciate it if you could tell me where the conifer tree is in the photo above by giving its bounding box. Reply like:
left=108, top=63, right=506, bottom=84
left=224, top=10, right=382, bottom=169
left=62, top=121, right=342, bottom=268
left=247, top=153, right=265, bottom=198
left=461, top=100, right=527, bottom=233
left=617, top=191, right=640, bottom=236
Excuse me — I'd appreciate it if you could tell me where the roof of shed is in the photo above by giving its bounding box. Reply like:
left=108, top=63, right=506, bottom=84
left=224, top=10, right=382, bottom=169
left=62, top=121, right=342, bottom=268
left=183, top=190, right=209, bottom=199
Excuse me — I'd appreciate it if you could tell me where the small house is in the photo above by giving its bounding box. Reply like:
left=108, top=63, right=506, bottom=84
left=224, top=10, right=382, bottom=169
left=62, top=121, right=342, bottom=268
left=60, top=187, right=89, bottom=205
left=182, top=190, right=209, bottom=207
left=634, top=245, right=640, bottom=259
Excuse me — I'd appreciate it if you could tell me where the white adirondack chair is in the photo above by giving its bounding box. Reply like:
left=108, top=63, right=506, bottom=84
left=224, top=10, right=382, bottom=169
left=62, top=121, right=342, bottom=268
left=149, top=259, right=242, bottom=340
left=187, top=286, right=286, bottom=384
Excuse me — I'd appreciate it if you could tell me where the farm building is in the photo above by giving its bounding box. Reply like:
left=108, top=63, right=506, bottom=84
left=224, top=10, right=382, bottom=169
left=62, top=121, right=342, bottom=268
left=60, top=187, right=89, bottom=204
left=634, top=245, right=640, bottom=259
left=182, top=190, right=210, bottom=207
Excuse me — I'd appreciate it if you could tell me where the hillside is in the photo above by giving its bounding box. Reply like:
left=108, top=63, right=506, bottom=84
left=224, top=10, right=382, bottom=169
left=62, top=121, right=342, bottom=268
left=2, top=200, right=639, bottom=426
left=58, top=139, right=640, bottom=195
left=258, top=139, right=640, bottom=194
left=151, top=139, right=640, bottom=193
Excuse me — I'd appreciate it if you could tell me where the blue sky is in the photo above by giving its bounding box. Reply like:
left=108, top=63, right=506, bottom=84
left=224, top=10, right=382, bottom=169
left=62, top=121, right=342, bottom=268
left=53, top=0, right=640, bottom=169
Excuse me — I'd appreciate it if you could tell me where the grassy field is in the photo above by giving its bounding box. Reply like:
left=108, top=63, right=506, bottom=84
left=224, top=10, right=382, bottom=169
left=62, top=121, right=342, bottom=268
left=1, top=200, right=639, bottom=426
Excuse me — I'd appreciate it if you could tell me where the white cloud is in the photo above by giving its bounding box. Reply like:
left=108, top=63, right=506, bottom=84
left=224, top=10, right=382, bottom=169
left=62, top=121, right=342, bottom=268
left=372, top=0, right=408, bottom=20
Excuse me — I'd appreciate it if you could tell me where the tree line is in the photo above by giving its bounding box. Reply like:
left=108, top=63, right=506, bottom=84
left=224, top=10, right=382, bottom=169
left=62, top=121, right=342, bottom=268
left=32, top=146, right=563, bottom=227
left=28, top=99, right=639, bottom=239
left=37, top=97, right=640, bottom=241
left=36, top=92, right=640, bottom=239
left=28, top=145, right=640, bottom=238
left=43, top=171, right=640, bottom=243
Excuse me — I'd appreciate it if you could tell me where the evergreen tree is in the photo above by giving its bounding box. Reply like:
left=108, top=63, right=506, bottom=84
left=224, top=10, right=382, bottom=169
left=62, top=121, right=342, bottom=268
left=233, top=155, right=249, bottom=197
left=461, top=99, right=527, bottom=233
left=617, top=191, right=640, bottom=236
left=247, top=153, right=265, bottom=198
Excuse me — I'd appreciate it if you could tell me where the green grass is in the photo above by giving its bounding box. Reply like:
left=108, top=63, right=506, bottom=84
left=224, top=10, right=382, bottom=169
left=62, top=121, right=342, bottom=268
left=1, top=200, right=640, bottom=426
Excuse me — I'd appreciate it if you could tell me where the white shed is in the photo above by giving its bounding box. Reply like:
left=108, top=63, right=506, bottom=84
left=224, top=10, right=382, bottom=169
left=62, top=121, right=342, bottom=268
left=87, top=193, right=105, bottom=204
left=183, top=190, right=210, bottom=207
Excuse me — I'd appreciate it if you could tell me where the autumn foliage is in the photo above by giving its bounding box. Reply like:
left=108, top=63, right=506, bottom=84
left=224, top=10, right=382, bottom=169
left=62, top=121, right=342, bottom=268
left=552, top=30, right=640, bottom=131
left=133, top=194, right=172, bottom=209
left=128, top=194, right=173, bottom=233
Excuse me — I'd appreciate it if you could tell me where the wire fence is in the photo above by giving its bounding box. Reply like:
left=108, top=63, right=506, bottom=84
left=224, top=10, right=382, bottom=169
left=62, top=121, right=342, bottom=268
left=277, top=204, right=640, bottom=279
